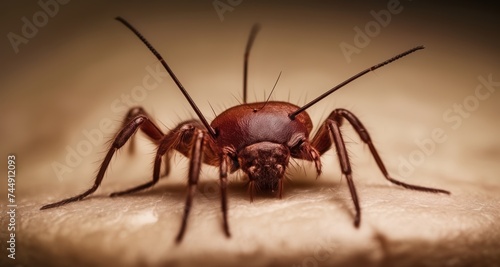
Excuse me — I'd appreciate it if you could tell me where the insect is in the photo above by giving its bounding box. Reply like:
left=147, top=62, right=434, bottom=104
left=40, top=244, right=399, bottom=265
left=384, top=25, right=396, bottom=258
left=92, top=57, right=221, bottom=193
left=41, top=17, right=450, bottom=242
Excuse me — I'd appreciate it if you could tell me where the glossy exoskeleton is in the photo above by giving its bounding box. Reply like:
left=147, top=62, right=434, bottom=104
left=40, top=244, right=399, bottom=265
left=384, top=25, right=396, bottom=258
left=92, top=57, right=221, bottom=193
left=41, top=17, right=450, bottom=242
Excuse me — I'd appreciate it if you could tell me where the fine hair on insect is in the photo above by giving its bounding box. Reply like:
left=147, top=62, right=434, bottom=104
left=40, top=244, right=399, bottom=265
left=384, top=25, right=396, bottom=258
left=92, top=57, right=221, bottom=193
left=41, top=17, right=450, bottom=243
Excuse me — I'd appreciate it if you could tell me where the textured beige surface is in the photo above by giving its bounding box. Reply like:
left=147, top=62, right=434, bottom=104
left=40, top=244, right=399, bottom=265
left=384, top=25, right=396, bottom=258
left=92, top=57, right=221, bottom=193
left=1, top=1, right=499, bottom=267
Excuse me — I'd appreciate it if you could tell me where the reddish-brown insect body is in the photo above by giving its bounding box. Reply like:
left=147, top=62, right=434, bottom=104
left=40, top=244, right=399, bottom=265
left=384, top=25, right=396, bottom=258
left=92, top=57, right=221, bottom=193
left=41, top=17, right=450, bottom=243
left=211, top=102, right=313, bottom=192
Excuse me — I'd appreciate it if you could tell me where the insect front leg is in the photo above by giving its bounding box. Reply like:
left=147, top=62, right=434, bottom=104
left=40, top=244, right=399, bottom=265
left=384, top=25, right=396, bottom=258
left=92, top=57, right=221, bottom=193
left=40, top=107, right=164, bottom=210
left=176, top=128, right=206, bottom=243
left=310, top=116, right=361, bottom=227
left=218, top=150, right=232, bottom=238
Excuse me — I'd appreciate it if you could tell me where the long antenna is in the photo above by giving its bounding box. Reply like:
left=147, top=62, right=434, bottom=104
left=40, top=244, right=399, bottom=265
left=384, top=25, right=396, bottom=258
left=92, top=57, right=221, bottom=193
left=115, top=17, right=217, bottom=138
left=288, top=46, right=425, bottom=120
left=243, top=24, right=261, bottom=104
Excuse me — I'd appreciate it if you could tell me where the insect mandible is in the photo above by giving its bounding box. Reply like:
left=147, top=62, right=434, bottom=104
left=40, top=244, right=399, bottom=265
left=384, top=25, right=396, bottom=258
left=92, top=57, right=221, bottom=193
left=41, top=17, right=450, bottom=242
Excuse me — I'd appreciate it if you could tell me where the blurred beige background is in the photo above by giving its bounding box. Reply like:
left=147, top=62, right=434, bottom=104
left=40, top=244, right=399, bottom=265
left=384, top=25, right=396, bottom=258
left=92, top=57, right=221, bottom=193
left=1, top=1, right=499, bottom=267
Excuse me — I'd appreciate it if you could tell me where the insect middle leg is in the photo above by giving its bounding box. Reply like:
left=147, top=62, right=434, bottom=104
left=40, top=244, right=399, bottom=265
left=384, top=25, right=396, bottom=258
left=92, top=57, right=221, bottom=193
left=40, top=106, right=164, bottom=210
left=110, top=120, right=207, bottom=197
left=109, top=119, right=220, bottom=242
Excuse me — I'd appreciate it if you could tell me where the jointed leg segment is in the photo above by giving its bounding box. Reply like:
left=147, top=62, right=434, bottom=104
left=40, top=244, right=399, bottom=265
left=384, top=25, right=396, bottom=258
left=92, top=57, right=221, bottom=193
left=41, top=107, right=164, bottom=210
left=176, top=129, right=206, bottom=242
left=311, top=108, right=450, bottom=227
left=327, top=119, right=361, bottom=226
left=41, top=105, right=225, bottom=242
left=219, top=152, right=231, bottom=237
left=109, top=121, right=201, bottom=197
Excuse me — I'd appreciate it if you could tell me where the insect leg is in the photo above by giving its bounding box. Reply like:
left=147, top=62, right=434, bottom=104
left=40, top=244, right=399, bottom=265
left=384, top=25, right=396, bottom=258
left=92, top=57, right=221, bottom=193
left=123, top=107, right=171, bottom=176
left=219, top=152, right=231, bottom=237
left=277, top=174, right=284, bottom=199
left=40, top=109, right=164, bottom=210
left=109, top=121, right=199, bottom=197
left=248, top=180, right=256, bottom=203
left=329, top=109, right=450, bottom=194
left=176, top=129, right=206, bottom=243
left=108, top=139, right=168, bottom=197
left=326, top=119, right=361, bottom=227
